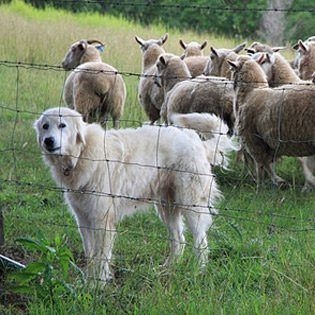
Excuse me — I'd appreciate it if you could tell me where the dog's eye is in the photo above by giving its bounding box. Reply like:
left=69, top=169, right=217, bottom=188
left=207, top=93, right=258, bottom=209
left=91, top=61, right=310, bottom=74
left=43, top=123, right=49, bottom=130
left=58, top=123, right=66, bottom=129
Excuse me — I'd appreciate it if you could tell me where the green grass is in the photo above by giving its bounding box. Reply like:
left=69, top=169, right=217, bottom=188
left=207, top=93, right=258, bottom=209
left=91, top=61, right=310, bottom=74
left=0, top=1, right=314, bottom=314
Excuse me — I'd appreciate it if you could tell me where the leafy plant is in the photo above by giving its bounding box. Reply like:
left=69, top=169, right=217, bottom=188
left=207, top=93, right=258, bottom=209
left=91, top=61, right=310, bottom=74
left=8, top=235, right=84, bottom=302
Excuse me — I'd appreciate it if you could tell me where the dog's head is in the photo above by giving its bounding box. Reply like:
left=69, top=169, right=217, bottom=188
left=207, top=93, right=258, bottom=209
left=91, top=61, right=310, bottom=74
left=34, top=107, right=86, bottom=176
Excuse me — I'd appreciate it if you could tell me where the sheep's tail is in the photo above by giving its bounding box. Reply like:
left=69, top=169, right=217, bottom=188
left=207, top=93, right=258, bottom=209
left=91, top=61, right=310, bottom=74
left=170, top=112, right=237, bottom=168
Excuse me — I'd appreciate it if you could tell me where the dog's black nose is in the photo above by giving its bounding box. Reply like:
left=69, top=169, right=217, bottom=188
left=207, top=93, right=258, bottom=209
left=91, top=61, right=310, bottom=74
left=44, top=137, right=55, bottom=149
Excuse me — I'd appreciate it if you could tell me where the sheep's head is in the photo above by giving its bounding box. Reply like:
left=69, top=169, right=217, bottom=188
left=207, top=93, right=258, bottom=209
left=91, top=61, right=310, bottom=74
left=179, top=40, right=207, bottom=58
left=296, top=40, right=315, bottom=80
left=246, top=41, right=286, bottom=55
left=61, top=39, right=104, bottom=70
left=155, top=53, right=190, bottom=92
left=135, top=33, right=168, bottom=53
left=203, top=42, right=246, bottom=77
left=228, top=55, right=268, bottom=91
left=135, top=33, right=168, bottom=70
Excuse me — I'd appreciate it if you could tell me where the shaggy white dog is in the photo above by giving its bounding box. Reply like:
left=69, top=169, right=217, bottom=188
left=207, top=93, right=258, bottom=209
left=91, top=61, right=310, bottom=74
left=34, top=107, right=231, bottom=284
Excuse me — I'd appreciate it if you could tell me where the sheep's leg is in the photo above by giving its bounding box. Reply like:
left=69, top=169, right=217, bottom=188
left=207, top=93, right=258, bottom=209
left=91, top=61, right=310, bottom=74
left=265, top=161, right=288, bottom=188
left=299, top=156, right=315, bottom=191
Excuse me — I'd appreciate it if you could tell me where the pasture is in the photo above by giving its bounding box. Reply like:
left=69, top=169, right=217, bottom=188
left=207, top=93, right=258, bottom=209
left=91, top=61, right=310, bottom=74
left=0, top=1, right=314, bottom=314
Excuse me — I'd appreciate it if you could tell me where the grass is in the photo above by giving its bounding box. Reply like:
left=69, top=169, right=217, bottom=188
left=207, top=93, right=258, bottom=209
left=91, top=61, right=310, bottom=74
left=0, top=1, right=314, bottom=314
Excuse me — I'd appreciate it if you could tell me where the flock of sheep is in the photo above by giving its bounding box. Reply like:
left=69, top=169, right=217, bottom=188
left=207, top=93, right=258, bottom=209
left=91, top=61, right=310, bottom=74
left=60, top=34, right=315, bottom=190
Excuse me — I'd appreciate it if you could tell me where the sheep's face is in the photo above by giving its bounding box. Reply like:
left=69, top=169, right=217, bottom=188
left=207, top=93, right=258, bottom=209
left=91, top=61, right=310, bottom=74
left=62, top=40, right=88, bottom=70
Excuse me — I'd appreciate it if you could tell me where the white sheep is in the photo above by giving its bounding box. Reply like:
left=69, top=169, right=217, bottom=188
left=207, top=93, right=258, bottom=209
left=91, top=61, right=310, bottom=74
left=203, top=42, right=247, bottom=79
left=291, top=36, right=315, bottom=69
left=179, top=39, right=209, bottom=77
left=135, top=33, right=168, bottom=123
left=155, top=53, right=235, bottom=135
left=296, top=40, right=315, bottom=80
left=228, top=55, right=315, bottom=188
left=253, top=51, right=315, bottom=190
left=62, top=39, right=126, bottom=128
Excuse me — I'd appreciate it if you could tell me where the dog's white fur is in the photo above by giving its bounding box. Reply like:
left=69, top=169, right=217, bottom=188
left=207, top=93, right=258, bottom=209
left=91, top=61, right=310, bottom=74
left=34, top=107, right=230, bottom=284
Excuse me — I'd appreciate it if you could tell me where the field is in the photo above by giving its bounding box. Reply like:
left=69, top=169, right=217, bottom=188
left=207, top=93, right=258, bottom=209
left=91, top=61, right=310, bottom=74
left=0, top=1, right=314, bottom=314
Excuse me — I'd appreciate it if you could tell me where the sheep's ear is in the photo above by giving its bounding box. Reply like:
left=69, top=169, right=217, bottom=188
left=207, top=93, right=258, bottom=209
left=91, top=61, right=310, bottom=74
left=292, top=41, right=299, bottom=50
left=160, top=33, right=168, bottom=45
left=78, top=40, right=88, bottom=52
left=135, top=36, right=144, bottom=47
left=256, top=53, right=266, bottom=65
left=179, top=39, right=187, bottom=49
left=233, top=41, right=247, bottom=54
left=271, top=46, right=286, bottom=52
left=180, top=54, right=185, bottom=60
left=200, top=41, right=207, bottom=50
left=210, top=47, right=218, bottom=57
left=298, top=40, right=308, bottom=53
left=227, top=59, right=239, bottom=70
left=158, top=55, right=167, bottom=68
left=245, top=48, right=255, bottom=55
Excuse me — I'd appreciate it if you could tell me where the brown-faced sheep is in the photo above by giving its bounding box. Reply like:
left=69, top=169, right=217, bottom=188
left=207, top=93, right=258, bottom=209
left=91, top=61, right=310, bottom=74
left=135, top=33, right=168, bottom=123
left=156, top=53, right=235, bottom=135
left=228, top=56, right=315, bottom=188
left=179, top=39, right=209, bottom=77
left=62, top=39, right=126, bottom=128
left=254, top=51, right=315, bottom=190
left=203, top=42, right=247, bottom=79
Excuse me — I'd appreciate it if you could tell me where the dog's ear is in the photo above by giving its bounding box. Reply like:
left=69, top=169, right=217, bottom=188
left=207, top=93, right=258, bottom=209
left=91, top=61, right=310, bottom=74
left=75, top=118, right=86, bottom=146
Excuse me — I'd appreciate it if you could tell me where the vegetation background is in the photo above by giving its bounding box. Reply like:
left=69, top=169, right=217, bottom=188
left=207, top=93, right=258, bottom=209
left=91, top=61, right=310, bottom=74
left=20, top=0, right=315, bottom=44
left=0, top=0, right=314, bottom=314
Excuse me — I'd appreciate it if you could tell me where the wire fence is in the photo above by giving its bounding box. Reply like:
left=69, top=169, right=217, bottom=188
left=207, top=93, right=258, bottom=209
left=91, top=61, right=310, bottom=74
left=1, top=60, right=315, bottom=234
left=1, top=3, right=315, bottom=286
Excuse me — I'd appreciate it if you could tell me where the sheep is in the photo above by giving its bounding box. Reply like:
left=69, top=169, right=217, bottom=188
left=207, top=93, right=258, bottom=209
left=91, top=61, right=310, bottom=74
left=253, top=51, right=315, bottom=190
left=62, top=39, right=126, bottom=128
left=179, top=39, right=207, bottom=58
left=179, top=39, right=209, bottom=77
left=253, top=51, right=307, bottom=87
left=203, top=42, right=247, bottom=79
left=228, top=55, right=315, bottom=188
left=296, top=40, right=315, bottom=80
left=245, top=41, right=286, bottom=55
left=155, top=53, right=235, bottom=135
left=135, top=33, right=168, bottom=123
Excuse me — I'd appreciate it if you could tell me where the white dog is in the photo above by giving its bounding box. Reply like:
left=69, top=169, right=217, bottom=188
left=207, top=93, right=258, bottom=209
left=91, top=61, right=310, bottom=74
left=34, top=107, right=232, bottom=284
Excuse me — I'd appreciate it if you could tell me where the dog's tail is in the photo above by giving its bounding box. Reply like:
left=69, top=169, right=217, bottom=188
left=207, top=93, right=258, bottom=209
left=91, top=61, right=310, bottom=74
left=170, top=112, right=237, bottom=169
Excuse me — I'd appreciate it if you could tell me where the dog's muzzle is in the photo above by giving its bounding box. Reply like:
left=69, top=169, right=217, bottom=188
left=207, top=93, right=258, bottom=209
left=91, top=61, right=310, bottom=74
left=43, top=137, right=60, bottom=153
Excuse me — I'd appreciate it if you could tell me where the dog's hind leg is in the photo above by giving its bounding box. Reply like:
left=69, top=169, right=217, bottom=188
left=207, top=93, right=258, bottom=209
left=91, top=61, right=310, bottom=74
left=157, top=205, right=186, bottom=267
left=184, top=207, right=213, bottom=270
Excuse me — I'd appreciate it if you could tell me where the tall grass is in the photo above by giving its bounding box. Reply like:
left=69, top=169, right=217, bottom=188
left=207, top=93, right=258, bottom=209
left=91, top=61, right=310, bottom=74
left=0, top=1, right=314, bottom=314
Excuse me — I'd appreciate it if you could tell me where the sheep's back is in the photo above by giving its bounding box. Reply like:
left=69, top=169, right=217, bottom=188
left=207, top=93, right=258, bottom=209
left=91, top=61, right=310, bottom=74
left=239, top=87, right=315, bottom=157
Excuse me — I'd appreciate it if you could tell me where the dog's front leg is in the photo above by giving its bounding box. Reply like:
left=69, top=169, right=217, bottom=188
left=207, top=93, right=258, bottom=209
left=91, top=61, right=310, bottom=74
left=76, top=210, right=116, bottom=285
